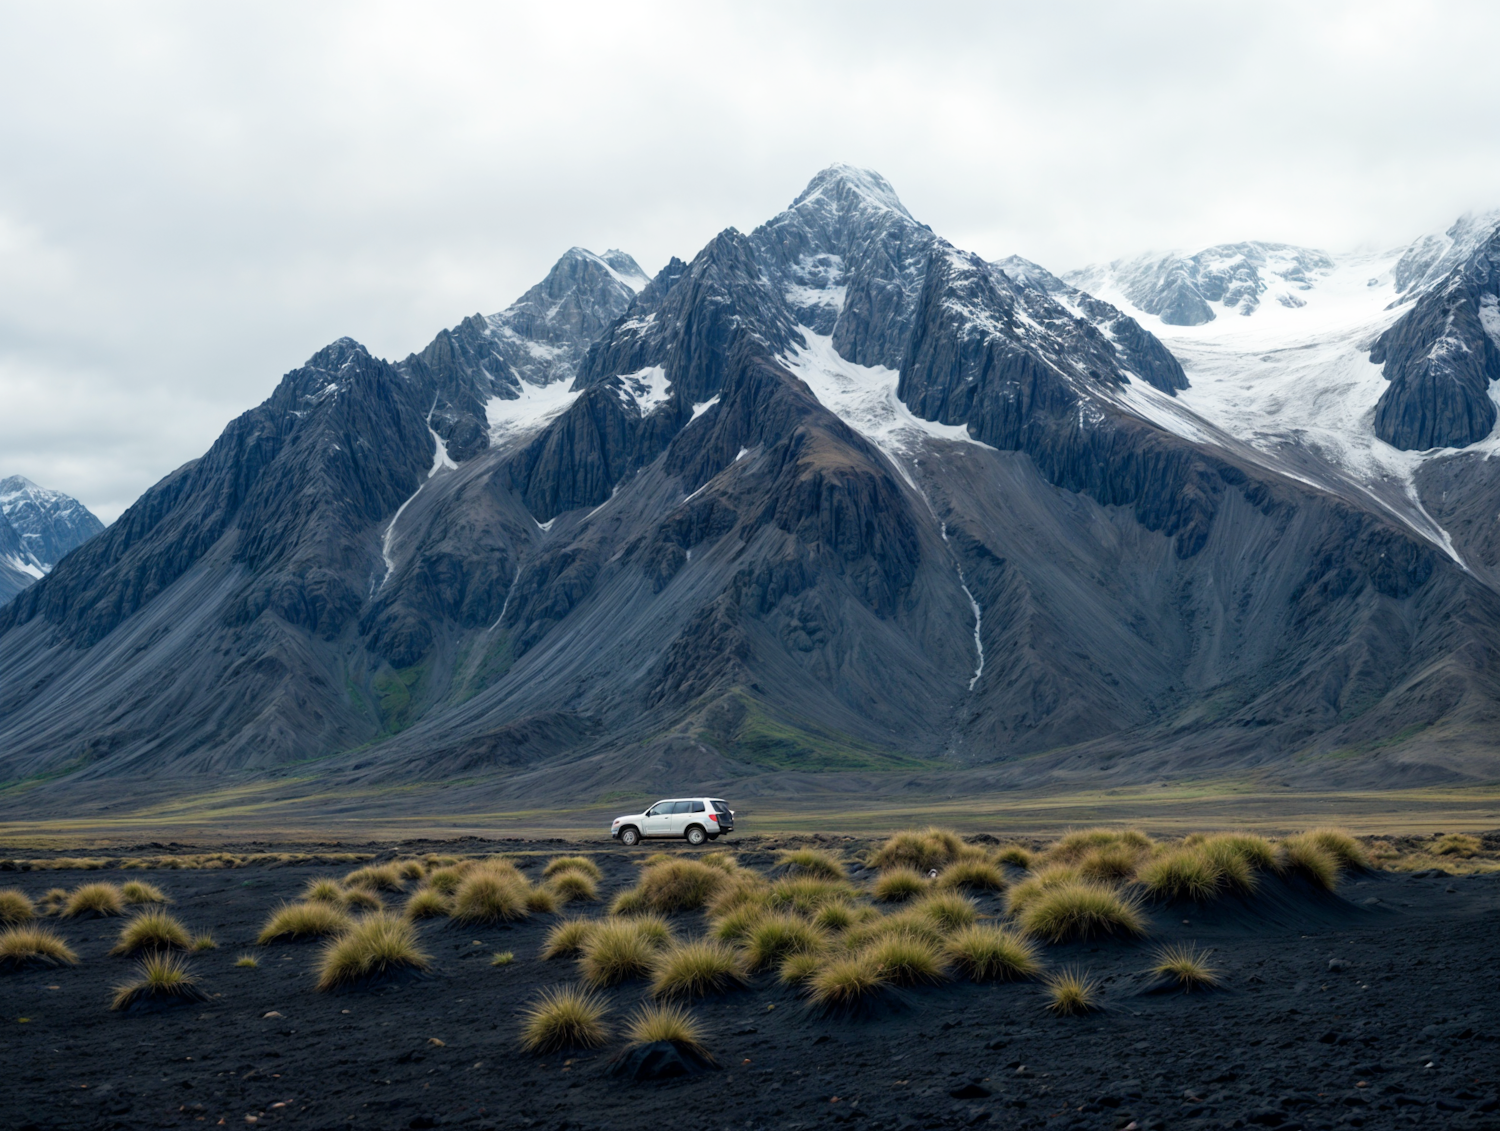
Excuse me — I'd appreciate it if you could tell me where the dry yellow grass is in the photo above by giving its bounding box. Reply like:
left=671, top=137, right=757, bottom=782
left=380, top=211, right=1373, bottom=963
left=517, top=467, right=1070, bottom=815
left=62, top=883, right=124, bottom=918
left=257, top=901, right=353, bottom=944
left=111, top=953, right=206, bottom=1010
left=120, top=881, right=169, bottom=906
left=0, top=888, right=35, bottom=925
left=315, top=914, right=430, bottom=990
left=0, top=924, right=78, bottom=969
left=520, top=986, right=609, bottom=1053
left=650, top=940, right=748, bottom=999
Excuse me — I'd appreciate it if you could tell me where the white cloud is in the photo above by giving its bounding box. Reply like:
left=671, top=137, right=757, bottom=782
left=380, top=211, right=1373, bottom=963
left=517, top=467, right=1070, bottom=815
left=1, top=0, right=1498, bottom=521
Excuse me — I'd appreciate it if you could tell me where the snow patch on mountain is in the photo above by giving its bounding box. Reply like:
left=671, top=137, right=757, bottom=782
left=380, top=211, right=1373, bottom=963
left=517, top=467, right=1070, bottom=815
left=1094, top=245, right=1477, bottom=563
left=486, top=380, right=582, bottom=441
left=783, top=331, right=990, bottom=463
left=618, top=365, right=672, bottom=416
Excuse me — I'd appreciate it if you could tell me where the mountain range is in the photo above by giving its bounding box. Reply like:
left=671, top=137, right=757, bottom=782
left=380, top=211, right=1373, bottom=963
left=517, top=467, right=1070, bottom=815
left=3, top=165, right=1499, bottom=817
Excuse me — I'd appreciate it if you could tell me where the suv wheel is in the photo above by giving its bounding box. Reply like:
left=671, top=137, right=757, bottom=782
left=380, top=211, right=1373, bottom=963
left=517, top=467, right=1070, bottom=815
left=619, top=827, right=640, bottom=847
left=685, top=825, right=707, bottom=847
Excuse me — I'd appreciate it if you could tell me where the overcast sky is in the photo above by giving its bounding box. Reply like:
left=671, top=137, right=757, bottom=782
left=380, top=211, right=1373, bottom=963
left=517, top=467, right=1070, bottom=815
left=4, top=1, right=1500, bottom=522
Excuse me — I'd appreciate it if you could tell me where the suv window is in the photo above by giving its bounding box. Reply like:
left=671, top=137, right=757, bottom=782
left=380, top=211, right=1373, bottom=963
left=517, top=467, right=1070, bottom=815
left=669, top=801, right=691, bottom=815
left=711, top=801, right=731, bottom=815
left=690, top=800, right=705, bottom=813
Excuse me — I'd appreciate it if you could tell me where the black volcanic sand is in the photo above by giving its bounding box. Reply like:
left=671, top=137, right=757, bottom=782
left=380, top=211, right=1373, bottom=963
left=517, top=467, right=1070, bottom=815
left=1, top=840, right=1498, bottom=1131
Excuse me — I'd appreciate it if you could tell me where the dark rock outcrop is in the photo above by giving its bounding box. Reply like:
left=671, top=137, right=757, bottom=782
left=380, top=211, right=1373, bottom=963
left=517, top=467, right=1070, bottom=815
left=1371, top=224, right=1500, bottom=451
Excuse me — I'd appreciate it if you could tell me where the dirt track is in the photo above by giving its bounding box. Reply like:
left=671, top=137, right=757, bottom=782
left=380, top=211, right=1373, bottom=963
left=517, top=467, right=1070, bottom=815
left=1, top=838, right=1498, bottom=1130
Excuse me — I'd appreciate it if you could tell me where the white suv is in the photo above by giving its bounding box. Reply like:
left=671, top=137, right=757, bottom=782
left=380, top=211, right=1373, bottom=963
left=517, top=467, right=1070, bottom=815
left=611, top=798, right=734, bottom=847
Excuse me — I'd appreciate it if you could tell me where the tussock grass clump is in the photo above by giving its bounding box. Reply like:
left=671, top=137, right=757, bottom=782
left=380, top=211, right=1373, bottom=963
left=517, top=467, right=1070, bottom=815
left=779, top=951, right=823, bottom=987
left=579, top=920, right=657, bottom=987
left=776, top=848, right=846, bottom=881
left=995, top=844, right=1034, bottom=869
left=120, top=881, right=169, bottom=906
left=1203, top=833, right=1277, bottom=872
left=706, top=877, right=769, bottom=918
left=650, top=940, right=747, bottom=999
left=235, top=954, right=258, bottom=968
left=450, top=868, right=530, bottom=924
left=945, top=924, right=1041, bottom=982
left=1077, top=845, right=1142, bottom=883
left=936, top=858, right=1007, bottom=892
left=343, top=888, right=384, bottom=912
left=0, top=889, right=35, bottom=925
left=1278, top=835, right=1340, bottom=891
left=62, top=883, right=124, bottom=918
left=303, top=878, right=343, bottom=903
left=0, top=925, right=78, bottom=969
left=636, top=859, right=726, bottom=913
left=343, top=864, right=403, bottom=892
left=1138, top=847, right=1225, bottom=903
left=870, top=827, right=968, bottom=873
left=544, top=856, right=603, bottom=882
left=39, top=888, right=68, bottom=914
left=700, top=850, right=740, bottom=872
left=404, top=889, right=450, bottom=920
left=315, top=913, right=430, bottom=991
left=425, top=867, right=466, bottom=895
left=1004, top=866, right=1081, bottom=915
left=110, top=909, right=190, bottom=956
left=610, top=888, right=648, bottom=916
left=874, top=867, right=927, bottom=903
left=631, top=913, right=674, bottom=949
left=810, top=954, right=889, bottom=1009
left=191, top=934, right=217, bottom=952
left=846, top=908, right=944, bottom=950
left=520, top=986, right=610, bottom=1053
left=710, top=904, right=766, bottom=943
left=542, top=918, right=598, bottom=960
left=1045, top=967, right=1098, bottom=1014
left=397, top=860, right=425, bottom=881
left=492, top=951, right=514, bottom=966
left=257, top=901, right=353, bottom=944
left=1301, top=827, right=1369, bottom=871
left=812, top=901, right=858, bottom=933
left=866, top=933, right=947, bottom=986
left=914, top=891, right=978, bottom=934
left=549, top=870, right=598, bottom=903
left=1198, top=840, right=1256, bottom=891
left=743, top=914, right=826, bottom=971
left=625, top=1002, right=709, bottom=1058
left=1433, top=833, right=1482, bottom=858
left=1152, top=944, right=1218, bottom=990
left=1046, top=828, right=1153, bottom=866
left=1018, top=881, right=1146, bottom=943
left=111, top=953, right=206, bottom=1011
left=525, top=885, right=558, bottom=914
left=765, top=877, right=856, bottom=916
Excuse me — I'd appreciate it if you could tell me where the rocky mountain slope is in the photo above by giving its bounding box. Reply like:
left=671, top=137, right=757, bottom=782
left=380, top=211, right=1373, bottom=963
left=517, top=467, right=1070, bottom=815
left=0, top=476, right=104, bottom=607
left=2, top=167, right=1499, bottom=813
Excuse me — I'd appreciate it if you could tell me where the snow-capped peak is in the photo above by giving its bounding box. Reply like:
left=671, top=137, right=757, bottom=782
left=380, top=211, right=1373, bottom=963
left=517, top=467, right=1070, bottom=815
left=791, top=164, right=914, bottom=222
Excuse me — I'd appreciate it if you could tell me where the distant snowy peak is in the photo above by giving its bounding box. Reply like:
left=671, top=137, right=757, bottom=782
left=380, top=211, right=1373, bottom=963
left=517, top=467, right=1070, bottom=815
left=0, top=475, right=104, bottom=606
left=992, top=255, right=1189, bottom=394
left=1392, top=210, right=1500, bottom=297
left=483, top=246, right=649, bottom=389
left=1068, top=242, right=1336, bottom=326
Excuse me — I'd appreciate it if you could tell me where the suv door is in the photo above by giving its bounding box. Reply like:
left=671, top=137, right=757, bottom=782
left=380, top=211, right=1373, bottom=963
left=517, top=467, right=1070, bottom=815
left=643, top=803, right=673, bottom=839
left=666, top=800, right=692, bottom=836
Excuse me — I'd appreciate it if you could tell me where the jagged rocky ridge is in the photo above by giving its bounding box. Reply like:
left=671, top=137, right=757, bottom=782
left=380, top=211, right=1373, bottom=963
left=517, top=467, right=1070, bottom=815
left=0, top=477, right=104, bottom=608
left=2, top=166, right=1499, bottom=808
